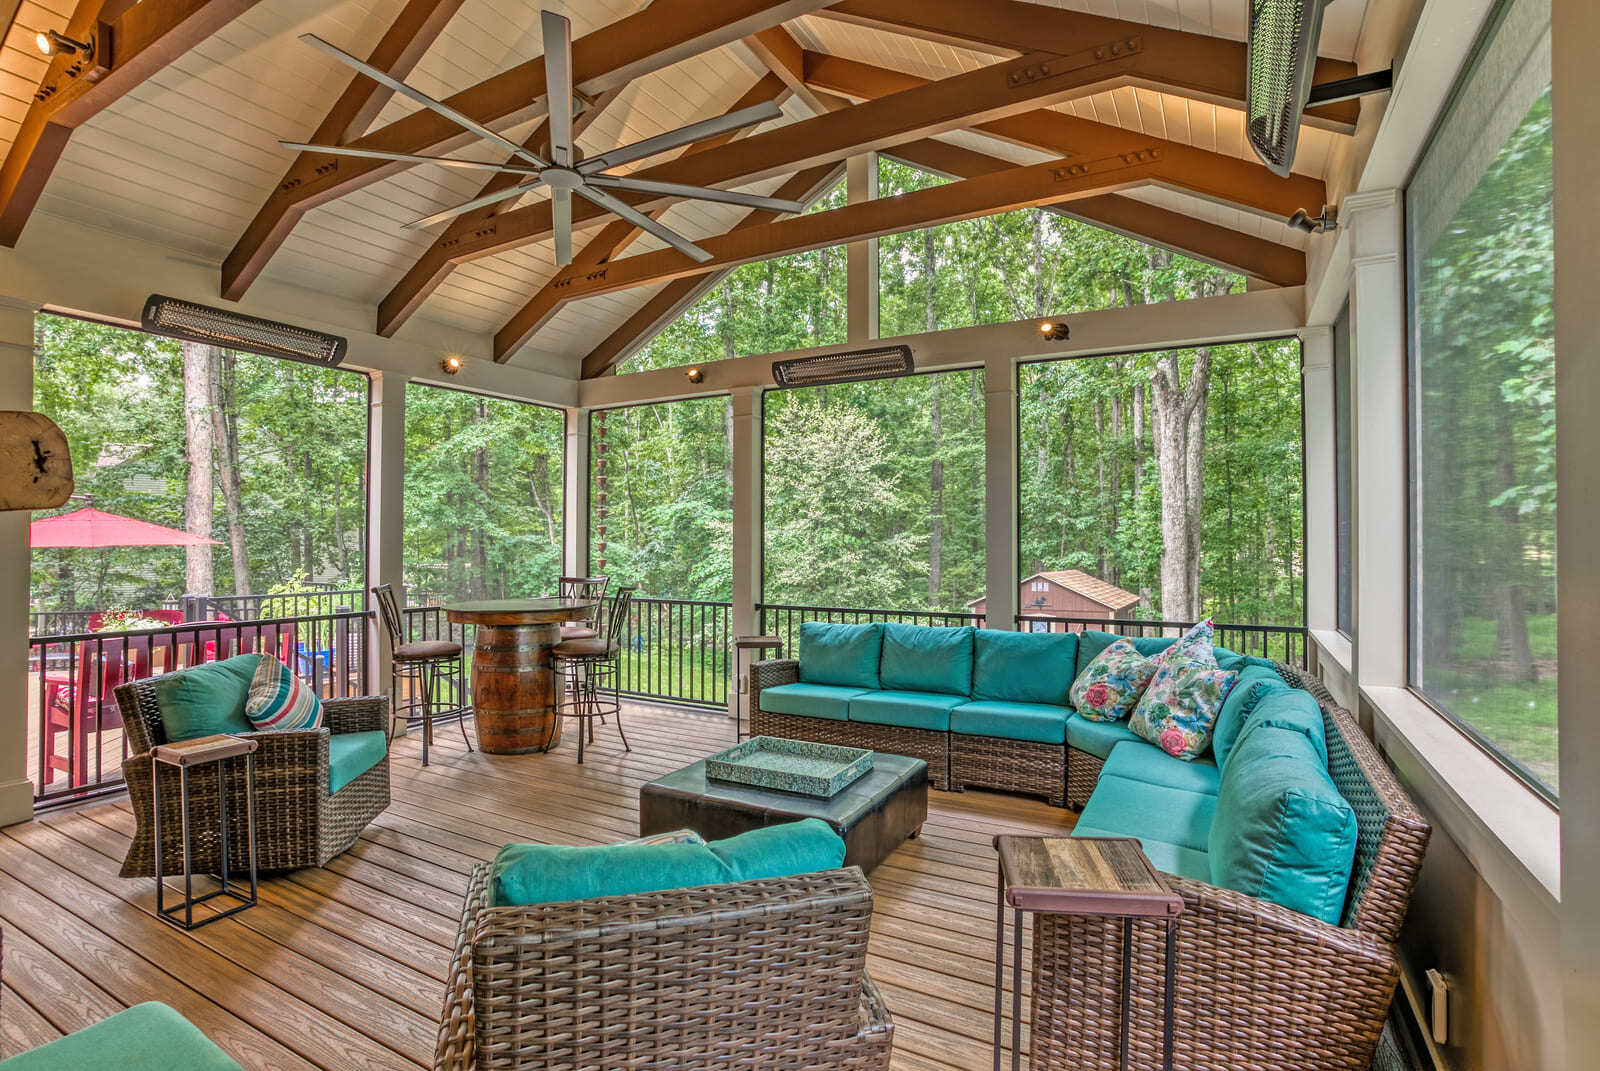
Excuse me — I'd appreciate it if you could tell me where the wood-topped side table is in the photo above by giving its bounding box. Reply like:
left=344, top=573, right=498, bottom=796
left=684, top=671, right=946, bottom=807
left=731, top=635, right=784, bottom=741
left=993, top=835, right=1184, bottom=1071
left=151, top=734, right=259, bottom=931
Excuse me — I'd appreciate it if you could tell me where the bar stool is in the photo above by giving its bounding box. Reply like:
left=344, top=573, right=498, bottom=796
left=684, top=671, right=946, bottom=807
left=555, top=576, right=608, bottom=640
left=372, top=585, right=472, bottom=767
left=551, top=586, right=634, bottom=764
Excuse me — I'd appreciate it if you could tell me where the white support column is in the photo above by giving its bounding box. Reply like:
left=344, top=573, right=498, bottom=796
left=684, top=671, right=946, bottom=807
left=1343, top=189, right=1407, bottom=692
left=0, top=295, right=40, bottom=825
left=846, top=152, right=879, bottom=344
left=365, top=370, right=407, bottom=717
left=729, top=387, right=763, bottom=637
left=983, top=354, right=1018, bottom=631
left=1301, top=326, right=1336, bottom=634
left=564, top=407, right=590, bottom=577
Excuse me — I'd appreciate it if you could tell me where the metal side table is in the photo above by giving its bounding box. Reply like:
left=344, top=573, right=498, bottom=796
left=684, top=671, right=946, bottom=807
left=151, top=734, right=259, bottom=930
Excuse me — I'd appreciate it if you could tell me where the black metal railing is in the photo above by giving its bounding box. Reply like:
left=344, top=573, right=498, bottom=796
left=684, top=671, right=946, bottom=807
left=758, top=602, right=986, bottom=657
left=183, top=587, right=366, bottom=622
left=615, top=597, right=731, bottom=709
left=1015, top=614, right=1308, bottom=667
left=398, top=603, right=470, bottom=718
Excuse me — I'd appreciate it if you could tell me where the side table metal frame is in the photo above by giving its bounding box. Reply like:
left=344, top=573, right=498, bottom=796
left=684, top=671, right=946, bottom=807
left=152, top=749, right=259, bottom=930
left=730, top=635, right=784, bottom=741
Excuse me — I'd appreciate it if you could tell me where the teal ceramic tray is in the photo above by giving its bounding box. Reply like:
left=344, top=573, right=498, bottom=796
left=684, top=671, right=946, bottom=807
left=705, top=736, right=873, bottom=798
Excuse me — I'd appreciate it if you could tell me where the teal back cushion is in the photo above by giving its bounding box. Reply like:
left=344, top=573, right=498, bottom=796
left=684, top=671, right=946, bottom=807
left=972, top=629, right=1078, bottom=705
left=1232, top=687, right=1329, bottom=767
left=1215, top=648, right=1281, bottom=674
left=1075, top=630, right=1175, bottom=679
left=879, top=623, right=974, bottom=695
left=490, top=818, right=846, bottom=907
left=1209, top=724, right=1357, bottom=924
left=155, top=655, right=261, bottom=742
left=798, top=622, right=883, bottom=689
left=1210, top=667, right=1289, bottom=766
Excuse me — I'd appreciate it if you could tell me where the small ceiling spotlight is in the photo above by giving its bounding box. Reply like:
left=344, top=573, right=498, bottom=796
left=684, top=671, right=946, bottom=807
left=36, top=28, right=94, bottom=59
left=1038, top=320, right=1070, bottom=341
left=1288, top=205, right=1339, bottom=234
left=440, top=354, right=464, bottom=375
left=685, top=367, right=704, bottom=384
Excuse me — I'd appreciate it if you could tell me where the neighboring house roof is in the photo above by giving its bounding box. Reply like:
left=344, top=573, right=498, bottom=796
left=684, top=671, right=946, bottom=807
left=966, top=570, right=1142, bottom=613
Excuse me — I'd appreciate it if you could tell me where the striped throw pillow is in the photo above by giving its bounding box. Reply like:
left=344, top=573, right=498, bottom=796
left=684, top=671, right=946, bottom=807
left=244, top=655, right=324, bottom=732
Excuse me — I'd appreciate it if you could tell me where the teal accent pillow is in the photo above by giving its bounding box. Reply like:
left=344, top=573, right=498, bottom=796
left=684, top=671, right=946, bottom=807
left=1210, top=668, right=1289, bottom=767
left=1209, top=724, right=1358, bottom=924
left=154, top=655, right=260, bottom=742
left=0, top=1003, right=243, bottom=1071
left=971, top=629, right=1078, bottom=705
left=328, top=731, right=387, bottom=794
left=1075, top=630, right=1175, bottom=679
left=709, top=818, right=846, bottom=880
left=879, top=623, right=974, bottom=695
left=797, top=622, right=882, bottom=689
left=1232, top=687, right=1329, bottom=767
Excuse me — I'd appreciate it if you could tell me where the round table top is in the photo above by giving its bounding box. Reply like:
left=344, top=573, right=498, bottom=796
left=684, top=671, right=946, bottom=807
left=445, top=597, right=596, bottom=626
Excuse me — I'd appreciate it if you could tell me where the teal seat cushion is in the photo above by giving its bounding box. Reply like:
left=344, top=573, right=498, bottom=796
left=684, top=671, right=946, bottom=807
left=708, top=818, right=846, bottom=881
left=329, top=730, right=387, bottom=793
left=1101, top=741, right=1221, bottom=796
left=0, top=1003, right=242, bottom=1070
left=880, top=623, right=975, bottom=695
left=1072, top=824, right=1210, bottom=883
left=1066, top=712, right=1141, bottom=759
left=971, top=629, right=1078, bottom=705
left=760, top=682, right=867, bottom=721
left=1209, top=725, right=1358, bottom=924
left=1075, top=630, right=1176, bottom=680
left=950, top=701, right=1070, bottom=744
left=155, top=655, right=260, bottom=742
left=847, top=690, right=964, bottom=732
left=1232, top=687, right=1329, bottom=767
left=1078, top=773, right=1217, bottom=852
left=797, top=622, right=882, bottom=689
left=1210, top=667, right=1290, bottom=767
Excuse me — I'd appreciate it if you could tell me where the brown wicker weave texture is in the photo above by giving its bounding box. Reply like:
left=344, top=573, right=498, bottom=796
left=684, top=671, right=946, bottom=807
left=435, top=864, right=894, bottom=1071
left=1066, top=747, right=1105, bottom=810
left=950, top=735, right=1066, bottom=807
left=115, top=672, right=392, bottom=877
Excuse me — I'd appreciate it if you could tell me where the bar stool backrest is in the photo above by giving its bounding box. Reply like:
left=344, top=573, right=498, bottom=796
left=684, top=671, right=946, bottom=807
left=604, top=586, right=636, bottom=649
left=371, top=584, right=405, bottom=649
left=557, top=576, right=608, bottom=628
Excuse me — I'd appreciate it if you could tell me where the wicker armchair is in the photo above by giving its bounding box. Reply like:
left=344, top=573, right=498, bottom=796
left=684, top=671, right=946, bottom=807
left=1027, top=664, right=1431, bottom=1070
left=115, top=671, right=391, bottom=877
left=435, top=864, right=894, bottom=1071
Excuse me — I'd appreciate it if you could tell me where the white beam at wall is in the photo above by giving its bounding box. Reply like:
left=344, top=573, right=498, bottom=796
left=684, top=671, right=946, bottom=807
left=730, top=388, right=762, bottom=637
left=983, top=355, right=1018, bottom=631
left=846, top=152, right=879, bottom=344
left=565, top=408, right=590, bottom=577
left=1301, top=326, right=1336, bottom=634
left=365, top=370, right=407, bottom=728
left=0, top=295, right=39, bottom=825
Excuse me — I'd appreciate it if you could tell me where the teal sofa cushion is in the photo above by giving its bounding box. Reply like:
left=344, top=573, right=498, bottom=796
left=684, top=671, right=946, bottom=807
left=1078, top=773, right=1217, bottom=852
left=760, top=682, right=867, bottom=721
left=1233, top=688, right=1329, bottom=767
left=1209, top=725, right=1358, bottom=924
left=880, top=623, right=975, bottom=696
left=848, top=690, right=964, bottom=732
left=1075, top=630, right=1176, bottom=679
left=1073, top=824, right=1210, bottom=883
left=798, top=622, right=882, bottom=689
left=950, top=701, right=1070, bottom=744
left=1210, top=667, right=1289, bottom=767
left=154, top=655, right=260, bottom=742
left=329, top=730, right=387, bottom=793
left=1066, top=712, right=1141, bottom=759
left=709, top=818, right=846, bottom=880
left=971, top=629, right=1078, bottom=705
left=1101, top=741, right=1221, bottom=796
left=0, top=1003, right=242, bottom=1070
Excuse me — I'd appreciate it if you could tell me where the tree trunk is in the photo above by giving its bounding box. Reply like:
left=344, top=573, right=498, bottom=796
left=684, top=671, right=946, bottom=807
left=1492, top=395, right=1535, bottom=680
left=470, top=399, right=490, bottom=599
left=929, top=380, right=944, bottom=608
left=210, top=350, right=251, bottom=594
left=301, top=452, right=314, bottom=578
left=529, top=453, right=557, bottom=544
left=1094, top=396, right=1107, bottom=577
left=922, top=228, right=939, bottom=332
left=1149, top=345, right=1212, bottom=621
left=181, top=341, right=215, bottom=596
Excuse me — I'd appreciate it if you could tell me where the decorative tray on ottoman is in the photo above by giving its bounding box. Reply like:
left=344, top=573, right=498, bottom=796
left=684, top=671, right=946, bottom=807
left=704, top=736, right=874, bottom=798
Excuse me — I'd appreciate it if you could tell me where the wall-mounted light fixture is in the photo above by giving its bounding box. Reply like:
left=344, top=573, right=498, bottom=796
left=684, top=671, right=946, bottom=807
left=36, top=28, right=95, bottom=59
left=1038, top=320, right=1070, bottom=341
left=1288, top=205, right=1339, bottom=234
left=440, top=354, right=464, bottom=375
left=685, top=367, right=704, bottom=384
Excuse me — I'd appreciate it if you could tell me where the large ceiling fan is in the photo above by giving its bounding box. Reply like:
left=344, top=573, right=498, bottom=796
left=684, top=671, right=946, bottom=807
left=280, top=10, right=803, bottom=266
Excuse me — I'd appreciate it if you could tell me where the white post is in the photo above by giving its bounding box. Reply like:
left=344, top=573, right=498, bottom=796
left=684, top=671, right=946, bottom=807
left=564, top=407, right=590, bottom=577
left=1301, top=326, right=1336, bottom=635
left=0, top=295, right=40, bottom=825
left=1343, top=189, right=1407, bottom=691
left=729, top=387, right=763, bottom=638
left=846, top=152, right=879, bottom=343
left=365, top=370, right=407, bottom=722
left=983, top=354, right=1018, bottom=631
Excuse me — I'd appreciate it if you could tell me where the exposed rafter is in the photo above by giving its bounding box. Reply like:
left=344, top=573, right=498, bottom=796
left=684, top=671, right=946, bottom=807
left=221, top=0, right=832, bottom=301
left=0, top=0, right=264, bottom=245
left=742, top=25, right=840, bottom=115
left=817, top=0, right=1361, bottom=130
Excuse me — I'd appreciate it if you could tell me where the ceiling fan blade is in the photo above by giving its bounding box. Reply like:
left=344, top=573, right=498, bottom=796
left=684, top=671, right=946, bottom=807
left=552, top=187, right=573, bottom=266
left=406, top=179, right=547, bottom=229
left=577, top=100, right=784, bottom=174
left=575, top=186, right=713, bottom=263
left=541, top=11, right=575, bottom=168
left=279, top=141, right=542, bottom=175
left=586, top=173, right=804, bottom=214
left=300, top=33, right=547, bottom=169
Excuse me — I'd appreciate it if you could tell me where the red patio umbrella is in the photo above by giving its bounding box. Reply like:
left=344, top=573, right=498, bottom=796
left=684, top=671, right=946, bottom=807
left=30, top=506, right=220, bottom=548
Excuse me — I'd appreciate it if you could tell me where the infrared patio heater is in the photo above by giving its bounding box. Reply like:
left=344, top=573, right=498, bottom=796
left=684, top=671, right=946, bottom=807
left=1246, top=0, right=1332, bottom=177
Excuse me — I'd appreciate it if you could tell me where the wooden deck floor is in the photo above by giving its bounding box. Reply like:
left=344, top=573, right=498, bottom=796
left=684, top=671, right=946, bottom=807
left=0, top=701, right=1075, bottom=1070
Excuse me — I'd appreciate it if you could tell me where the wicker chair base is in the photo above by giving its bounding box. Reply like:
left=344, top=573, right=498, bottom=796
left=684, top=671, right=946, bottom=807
left=949, top=734, right=1066, bottom=807
left=751, top=709, right=949, bottom=790
left=1066, top=746, right=1105, bottom=811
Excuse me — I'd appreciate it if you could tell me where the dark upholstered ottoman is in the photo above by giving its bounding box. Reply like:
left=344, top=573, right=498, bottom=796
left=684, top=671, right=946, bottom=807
left=639, top=752, right=928, bottom=873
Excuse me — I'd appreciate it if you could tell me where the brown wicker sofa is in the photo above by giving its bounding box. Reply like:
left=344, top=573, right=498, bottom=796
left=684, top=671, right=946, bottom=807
left=434, top=864, right=893, bottom=1070
left=115, top=671, right=391, bottom=876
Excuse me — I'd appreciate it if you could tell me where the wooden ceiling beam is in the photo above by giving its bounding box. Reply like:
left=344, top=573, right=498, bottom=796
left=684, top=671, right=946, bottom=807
left=742, top=25, right=839, bottom=115
left=886, top=138, right=1305, bottom=287
left=818, top=0, right=1361, bottom=130
left=804, top=52, right=1325, bottom=222
left=221, top=0, right=832, bottom=302
left=578, top=163, right=845, bottom=379
left=0, top=0, right=263, bottom=246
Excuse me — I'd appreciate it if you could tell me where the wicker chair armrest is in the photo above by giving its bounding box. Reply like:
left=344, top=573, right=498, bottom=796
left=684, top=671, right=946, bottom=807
left=322, top=696, right=389, bottom=736
left=1166, top=874, right=1399, bottom=964
left=751, top=658, right=799, bottom=694
left=435, top=863, right=490, bottom=1071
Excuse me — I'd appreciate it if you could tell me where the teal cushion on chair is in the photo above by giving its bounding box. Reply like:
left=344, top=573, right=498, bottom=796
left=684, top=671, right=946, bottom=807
left=971, top=629, right=1078, bottom=705
left=1072, top=824, right=1210, bottom=882
left=0, top=1003, right=242, bottom=1070
left=879, top=623, right=974, bottom=695
left=1077, top=773, right=1217, bottom=852
left=1231, top=687, right=1329, bottom=767
left=848, top=690, right=963, bottom=732
left=1074, top=630, right=1176, bottom=680
left=1101, top=741, right=1221, bottom=796
left=797, top=622, right=882, bottom=689
left=329, top=730, right=387, bottom=793
left=709, top=818, right=846, bottom=880
left=759, top=682, right=867, bottom=721
left=155, top=655, right=261, bottom=742
left=1065, top=712, right=1142, bottom=759
left=1210, top=667, right=1289, bottom=767
left=950, top=701, right=1070, bottom=744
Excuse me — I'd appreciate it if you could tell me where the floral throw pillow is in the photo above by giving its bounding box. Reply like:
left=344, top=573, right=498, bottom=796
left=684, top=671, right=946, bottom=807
left=1156, top=617, right=1216, bottom=668
left=1069, top=638, right=1158, bottom=723
left=1129, top=657, right=1240, bottom=761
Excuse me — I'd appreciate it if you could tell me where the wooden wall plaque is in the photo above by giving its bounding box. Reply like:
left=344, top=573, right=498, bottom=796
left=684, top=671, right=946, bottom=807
left=0, top=411, right=73, bottom=511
